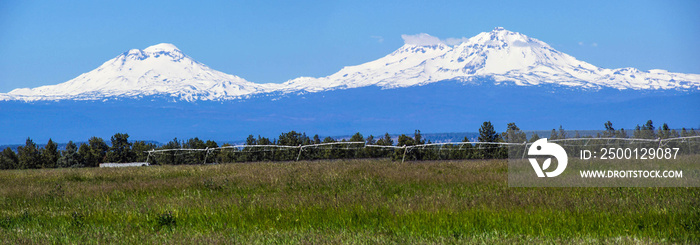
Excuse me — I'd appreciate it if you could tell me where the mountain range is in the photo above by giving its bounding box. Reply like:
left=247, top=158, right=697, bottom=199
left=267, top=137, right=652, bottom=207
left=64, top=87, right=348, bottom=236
left=1, top=28, right=698, bottom=144
left=2, top=27, right=699, bottom=102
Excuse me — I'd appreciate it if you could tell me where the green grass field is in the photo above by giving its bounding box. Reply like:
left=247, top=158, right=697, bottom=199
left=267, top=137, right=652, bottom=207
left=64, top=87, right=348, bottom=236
left=0, top=159, right=698, bottom=244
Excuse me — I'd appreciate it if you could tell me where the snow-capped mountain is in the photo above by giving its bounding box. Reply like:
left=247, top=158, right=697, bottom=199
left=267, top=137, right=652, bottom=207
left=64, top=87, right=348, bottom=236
left=2, top=28, right=699, bottom=102
left=283, top=27, right=700, bottom=92
left=2, top=43, right=281, bottom=102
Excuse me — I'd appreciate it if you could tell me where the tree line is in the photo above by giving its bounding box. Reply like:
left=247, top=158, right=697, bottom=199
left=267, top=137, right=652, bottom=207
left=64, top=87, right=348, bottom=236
left=1, top=120, right=698, bottom=169
left=0, top=133, right=157, bottom=169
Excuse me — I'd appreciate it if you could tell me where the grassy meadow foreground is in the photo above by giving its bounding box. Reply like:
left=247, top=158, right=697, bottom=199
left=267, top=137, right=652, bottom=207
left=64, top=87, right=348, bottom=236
left=0, top=159, right=698, bottom=244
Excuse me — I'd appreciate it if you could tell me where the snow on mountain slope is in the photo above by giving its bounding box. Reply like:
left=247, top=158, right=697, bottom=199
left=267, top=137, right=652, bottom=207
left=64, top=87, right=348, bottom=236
left=2, top=43, right=281, bottom=101
left=283, top=27, right=700, bottom=92
left=279, top=43, right=452, bottom=92
left=2, top=28, right=699, bottom=102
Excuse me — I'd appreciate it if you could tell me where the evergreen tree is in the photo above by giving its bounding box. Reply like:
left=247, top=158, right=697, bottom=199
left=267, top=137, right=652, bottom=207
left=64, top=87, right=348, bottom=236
left=550, top=129, right=558, bottom=140
left=478, top=121, right=500, bottom=142
left=478, top=121, right=502, bottom=159
left=18, top=138, right=41, bottom=169
left=529, top=133, right=541, bottom=142
left=499, top=123, right=526, bottom=159
left=205, top=140, right=218, bottom=148
left=633, top=125, right=642, bottom=139
left=274, top=134, right=292, bottom=159
left=41, top=139, right=59, bottom=168
left=278, top=131, right=308, bottom=146
left=217, top=143, right=236, bottom=163
left=396, top=134, right=415, bottom=146
left=393, top=134, right=416, bottom=161
left=603, top=121, right=615, bottom=137
left=204, top=140, right=219, bottom=163
left=365, top=135, right=375, bottom=145
left=1, top=147, right=19, bottom=169
left=245, top=135, right=257, bottom=145
left=501, top=123, right=527, bottom=143
left=77, top=143, right=90, bottom=166
left=313, top=134, right=321, bottom=144
left=681, top=128, right=689, bottom=137
left=669, top=129, right=680, bottom=138
left=274, top=131, right=307, bottom=160
left=364, top=135, right=380, bottom=158
left=181, top=137, right=207, bottom=164
left=183, top=137, right=206, bottom=149
left=341, top=133, right=364, bottom=158
left=257, top=136, right=272, bottom=145
left=457, top=136, right=474, bottom=159
left=657, top=123, right=671, bottom=139
left=641, top=120, right=656, bottom=139
left=558, top=125, right=567, bottom=139
left=164, top=138, right=181, bottom=148
left=376, top=133, right=393, bottom=146
left=632, top=120, right=657, bottom=139
left=349, top=132, right=364, bottom=142
left=107, top=133, right=133, bottom=163
left=132, top=141, right=156, bottom=162
left=256, top=136, right=273, bottom=161
left=414, top=130, right=425, bottom=145
left=86, top=137, right=109, bottom=167
left=615, top=128, right=628, bottom=138
left=58, top=141, right=80, bottom=168
left=320, top=136, right=337, bottom=159
left=322, top=136, right=335, bottom=143
left=642, top=120, right=655, bottom=131
left=301, top=133, right=311, bottom=145
left=155, top=138, right=183, bottom=165
left=241, top=136, right=261, bottom=162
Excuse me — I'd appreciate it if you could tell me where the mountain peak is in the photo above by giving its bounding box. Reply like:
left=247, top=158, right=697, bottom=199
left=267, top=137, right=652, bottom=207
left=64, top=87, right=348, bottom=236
left=143, top=43, right=180, bottom=53
left=488, top=27, right=518, bottom=36
left=464, top=27, right=540, bottom=49
left=1, top=42, right=273, bottom=102
left=486, top=27, right=523, bottom=38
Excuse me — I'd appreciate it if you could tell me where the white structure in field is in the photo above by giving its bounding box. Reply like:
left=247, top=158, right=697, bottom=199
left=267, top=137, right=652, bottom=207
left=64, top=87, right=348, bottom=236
left=99, top=162, right=149, bottom=168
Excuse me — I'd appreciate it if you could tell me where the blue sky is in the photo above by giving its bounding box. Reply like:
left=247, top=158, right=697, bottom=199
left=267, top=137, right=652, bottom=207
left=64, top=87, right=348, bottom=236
left=1, top=0, right=698, bottom=93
